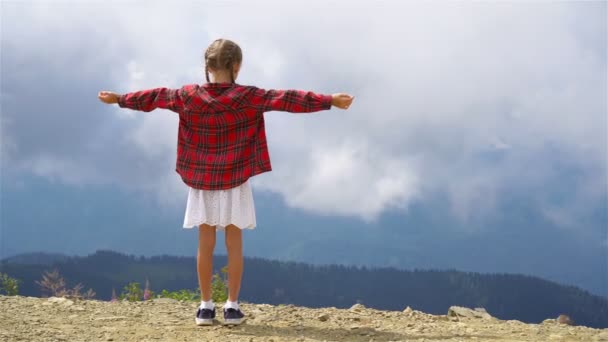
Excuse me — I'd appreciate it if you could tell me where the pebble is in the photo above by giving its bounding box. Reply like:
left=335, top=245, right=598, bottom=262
left=318, top=313, right=330, bottom=322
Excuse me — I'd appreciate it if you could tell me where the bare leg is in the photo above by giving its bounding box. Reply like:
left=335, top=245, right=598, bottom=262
left=225, top=224, right=243, bottom=302
left=198, top=223, right=216, bottom=301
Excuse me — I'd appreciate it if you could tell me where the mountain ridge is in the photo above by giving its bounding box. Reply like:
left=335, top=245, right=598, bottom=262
left=1, top=249, right=606, bottom=328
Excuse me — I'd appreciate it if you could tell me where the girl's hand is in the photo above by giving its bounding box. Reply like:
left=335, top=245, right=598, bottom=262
left=331, top=93, right=354, bottom=110
left=98, top=91, right=120, bottom=104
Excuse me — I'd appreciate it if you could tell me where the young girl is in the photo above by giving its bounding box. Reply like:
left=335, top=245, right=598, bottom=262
left=98, top=38, right=354, bottom=326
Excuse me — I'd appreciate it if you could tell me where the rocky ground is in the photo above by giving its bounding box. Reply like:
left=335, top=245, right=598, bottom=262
left=1, top=295, right=607, bottom=342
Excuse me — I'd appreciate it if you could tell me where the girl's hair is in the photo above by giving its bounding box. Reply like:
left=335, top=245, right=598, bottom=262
left=204, top=38, right=243, bottom=83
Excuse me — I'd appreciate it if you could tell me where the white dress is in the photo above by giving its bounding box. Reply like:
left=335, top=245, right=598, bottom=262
left=182, top=178, right=256, bottom=230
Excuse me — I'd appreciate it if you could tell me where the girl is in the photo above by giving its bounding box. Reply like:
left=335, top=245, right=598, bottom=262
left=98, top=38, right=354, bottom=326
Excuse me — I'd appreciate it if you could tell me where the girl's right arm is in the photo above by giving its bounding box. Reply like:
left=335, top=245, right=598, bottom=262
left=251, top=87, right=354, bottom=113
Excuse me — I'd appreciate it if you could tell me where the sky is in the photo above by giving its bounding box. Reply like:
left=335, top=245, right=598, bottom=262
left=1, top=0, right=606, bottom=297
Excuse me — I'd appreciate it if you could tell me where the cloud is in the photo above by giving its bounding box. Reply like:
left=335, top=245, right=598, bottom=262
left=1, top=1, right=605, bottom=227
left=252, top=138, right=421, bottom=222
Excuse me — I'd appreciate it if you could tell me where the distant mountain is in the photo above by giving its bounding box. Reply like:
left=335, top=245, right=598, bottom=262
left=1, top=252, right=70, bottom=265
left=1, top=249, right=606, bottom=328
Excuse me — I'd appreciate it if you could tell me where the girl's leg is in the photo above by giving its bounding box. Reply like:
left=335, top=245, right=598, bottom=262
left=198, top=223, right=216, bottom=301
left=225, top=224, right=243, bottom=302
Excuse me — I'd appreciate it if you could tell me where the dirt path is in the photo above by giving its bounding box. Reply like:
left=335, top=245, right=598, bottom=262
left=1, top=295, right=606, bottom=341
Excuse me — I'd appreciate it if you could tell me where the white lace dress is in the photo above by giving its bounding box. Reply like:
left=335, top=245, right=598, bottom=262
left=182, top=178, right=256, bottom=230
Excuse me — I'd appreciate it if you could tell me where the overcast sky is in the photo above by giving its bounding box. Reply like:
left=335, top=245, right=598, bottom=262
left=1, top=1, right=606, bottom=295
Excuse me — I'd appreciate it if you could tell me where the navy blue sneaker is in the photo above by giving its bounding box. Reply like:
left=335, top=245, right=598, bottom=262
left=223, top=307, right=246, bottom=325
left=195, top=305, right=216, bottom=326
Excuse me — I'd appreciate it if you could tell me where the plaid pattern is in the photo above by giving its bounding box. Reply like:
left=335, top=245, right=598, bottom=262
left=118, top=82, right=333, bottom=190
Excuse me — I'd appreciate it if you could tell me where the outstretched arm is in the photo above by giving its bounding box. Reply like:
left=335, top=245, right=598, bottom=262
left=251, top=87, right=354, bottom=113
left=98, top=87, right=185, bottom=113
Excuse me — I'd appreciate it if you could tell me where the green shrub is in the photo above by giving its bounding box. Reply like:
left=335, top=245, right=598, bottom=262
left=119, top=282, right=143, bottom=302
left=156, top=266, right=230, bottom=302
left=0, top=273, right=20, bottom=296
left=212, top=266, right=229, bottom=302
left=157, top=288, right=200, bottom=301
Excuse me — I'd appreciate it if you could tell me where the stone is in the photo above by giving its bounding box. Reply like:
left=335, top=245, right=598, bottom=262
left=318, top=313, right=330, bottom=322
left=349, top=303, right=366, bottom=312
left=557, top=314, right=574, bottom=326
left=47, top=296, right=74, bottom=306
left=447, top=306, right=493, bottom=320
left=403, top=306, right=413, bottom=314
left=542, top=318, right=557, bottom=325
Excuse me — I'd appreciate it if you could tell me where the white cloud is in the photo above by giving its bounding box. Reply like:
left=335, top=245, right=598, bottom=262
left=2, top=0, right=605, bottom=225
left=252, top=139, right=420, bottom=221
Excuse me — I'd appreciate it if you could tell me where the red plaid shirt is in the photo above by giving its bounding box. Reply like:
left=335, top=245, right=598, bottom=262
left=118, top=82, right=333, bottom=190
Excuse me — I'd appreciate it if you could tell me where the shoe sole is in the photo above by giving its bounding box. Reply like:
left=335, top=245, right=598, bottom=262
left=222, top=317, right=246, bottom=325
left=195, top=317, right=215, bottom=326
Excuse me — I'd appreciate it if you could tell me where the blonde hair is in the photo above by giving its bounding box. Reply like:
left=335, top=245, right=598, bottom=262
left=204, top=38, right=243, bottom=83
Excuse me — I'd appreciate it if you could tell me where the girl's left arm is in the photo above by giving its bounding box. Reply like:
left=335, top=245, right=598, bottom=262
left=98, top=87, right=185, bottom=113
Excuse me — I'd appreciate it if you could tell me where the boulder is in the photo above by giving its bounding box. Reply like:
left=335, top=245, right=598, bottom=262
left=542, top=318, right=557, bottom=325
left=47, top=296, right=74, bottom=306
left=447, top=306, right=493, bottom=319
left=557, top=314, right=574, bottom=326
left=349, top=303, right=366, bottom=312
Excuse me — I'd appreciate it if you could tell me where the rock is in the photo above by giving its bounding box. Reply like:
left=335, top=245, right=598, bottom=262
left=318, top=313, right=330, bottom=322
left=542, top=318, right=557, bottom=324
left=557, top=314, right=574, bottom=326
left=257, top=303, right=273, bottom=310
left=47, top=296, right=66, bottom=302
left=447, top=306, right=493, bottom=320
left=403, top=306, right=413, bottom=314
left=47, top=296, right=74, bottom=306
left=350, top=303, right=366, bottom=312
